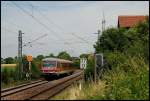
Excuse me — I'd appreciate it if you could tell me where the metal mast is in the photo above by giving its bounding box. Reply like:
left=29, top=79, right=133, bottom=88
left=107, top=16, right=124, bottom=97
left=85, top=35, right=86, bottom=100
left=18, top=30, right=23, bottom=79
left=102, top=11, right=105, bottom=33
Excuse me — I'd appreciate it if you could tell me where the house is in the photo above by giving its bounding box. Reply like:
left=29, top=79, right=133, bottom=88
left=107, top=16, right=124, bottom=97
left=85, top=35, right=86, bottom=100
left=118, top=15, right=148, bottom=28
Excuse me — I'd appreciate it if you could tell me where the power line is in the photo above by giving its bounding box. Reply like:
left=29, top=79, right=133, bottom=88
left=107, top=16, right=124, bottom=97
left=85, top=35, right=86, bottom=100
left=11, top=1, right=73, bottom=52
left=10, top=1, right=94, bottom=55
left=1, top=26, right=17, bottom=34
left=28, top=2, right=92, bottom=45
left=11, top=1, right=63, bottom=40
left=23, top=34, right=48, bottom=47
left=11, top=1, right=77, bottom=49
left=11, top=1, right=93, bottom=46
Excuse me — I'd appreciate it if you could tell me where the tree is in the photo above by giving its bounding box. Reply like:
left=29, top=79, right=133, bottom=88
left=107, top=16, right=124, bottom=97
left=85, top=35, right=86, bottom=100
left=4, top=57, right=14, bottom=64
left=125, top=17, right=149, bottom=62
left=36, top=55, right=44, bottom=61
left=79, top=53, right=89, bottom=58
left=1, top=58, right=5, bottom=64
left=45, top=53, right=55, bottom=58
left=94, top=28, right=129, bottom=53
left=13, top=56, right=18, bottom=63
left=57, top=51, right=71, bottom=60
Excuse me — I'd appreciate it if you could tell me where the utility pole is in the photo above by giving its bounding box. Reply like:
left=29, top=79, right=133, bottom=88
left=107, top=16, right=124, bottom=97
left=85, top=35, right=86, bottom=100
left=102, top=11, right=105, bottom=33
left=18, top=30, right=23, bottom=79
left=94, top=30, right=100, bottom=83
left=94, top=12, right=105, bottom=83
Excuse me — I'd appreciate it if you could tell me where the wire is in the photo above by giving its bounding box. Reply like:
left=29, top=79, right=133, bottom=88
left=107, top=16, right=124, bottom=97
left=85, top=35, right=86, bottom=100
left=23, top=34, right=48, bottom=47
left=11, top=1, right=63, bottom=40
left=11, top=1, right=72, bottom=53
left=28, top=2, right=92, bottom=45
left=11, top=1, right=77, bottom=49
left=1, top=26, right=17, bottom=34
left=10, top=1, right=94, bottom=55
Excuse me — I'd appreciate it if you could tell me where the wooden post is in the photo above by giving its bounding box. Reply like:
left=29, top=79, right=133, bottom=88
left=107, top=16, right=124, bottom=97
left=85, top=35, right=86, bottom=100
left=94, top=54, right=97, bottom=83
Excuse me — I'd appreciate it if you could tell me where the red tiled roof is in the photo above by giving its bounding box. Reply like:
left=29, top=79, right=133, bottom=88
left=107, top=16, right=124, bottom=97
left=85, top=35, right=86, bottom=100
left=118, top=15, right=147, bottom=28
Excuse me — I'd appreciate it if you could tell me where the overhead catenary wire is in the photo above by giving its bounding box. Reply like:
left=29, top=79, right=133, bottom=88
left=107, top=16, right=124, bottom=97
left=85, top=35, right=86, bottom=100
left=28, top=2, right=92, bottom=45
left=8, top=1, right=95, bottom=56
left=11, top=1, right=69, bottom=43
left=27, top=2, right=80, bottom=54
left=7, top=2, right=94, bottom=46
left=11, top=1, right=79, bottom=55
left=23, top=34, right=48, bottom=47
left=1, top=26, right=17, bottom=34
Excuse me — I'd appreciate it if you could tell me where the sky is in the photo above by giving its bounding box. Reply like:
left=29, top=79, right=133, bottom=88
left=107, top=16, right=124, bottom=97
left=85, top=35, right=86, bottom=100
left=1, top=1, right=149, bottom=58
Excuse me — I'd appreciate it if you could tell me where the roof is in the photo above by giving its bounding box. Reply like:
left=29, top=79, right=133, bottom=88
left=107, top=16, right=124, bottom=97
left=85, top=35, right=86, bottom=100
left=118, top=15, right=147, bottom=28
left=42, top=58, right=73, bottom=63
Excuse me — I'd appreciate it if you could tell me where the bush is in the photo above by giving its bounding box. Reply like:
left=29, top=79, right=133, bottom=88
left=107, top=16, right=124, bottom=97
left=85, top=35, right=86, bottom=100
left=1, top=67, right=15, bottom=84
left=101, top=54, right=149, bottom=100
left=31, top=61, right=42, bottom=79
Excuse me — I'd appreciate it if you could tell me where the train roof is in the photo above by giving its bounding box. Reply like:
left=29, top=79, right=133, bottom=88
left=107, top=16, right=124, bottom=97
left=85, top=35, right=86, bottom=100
left=42, top=58, right=73, bottom=63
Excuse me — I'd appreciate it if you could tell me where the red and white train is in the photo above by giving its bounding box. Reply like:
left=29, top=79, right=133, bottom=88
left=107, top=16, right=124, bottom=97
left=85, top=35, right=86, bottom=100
left=41, top=58, right=74, bottom=80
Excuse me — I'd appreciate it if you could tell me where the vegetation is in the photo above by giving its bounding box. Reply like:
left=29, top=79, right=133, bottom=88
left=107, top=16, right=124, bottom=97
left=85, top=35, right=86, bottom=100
left=50, top=17, right=149, bottom=100
left=1, top=17, right=149, bottom=99
left=92, top=17, right=149, bottom=100
left=57, top=51, right=71, bottom=60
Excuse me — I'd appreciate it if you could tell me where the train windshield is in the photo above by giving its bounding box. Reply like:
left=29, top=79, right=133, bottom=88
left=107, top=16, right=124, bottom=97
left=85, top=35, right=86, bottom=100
left=43, top=61, right=56, bottom=68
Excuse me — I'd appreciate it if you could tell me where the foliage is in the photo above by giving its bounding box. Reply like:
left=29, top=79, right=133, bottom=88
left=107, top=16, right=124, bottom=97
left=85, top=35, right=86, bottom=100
left=31, top=61, right=42, bottom=79
left=94, top=28, right=129, bottom=52
left=1, top=58, right=5, bottom=63
left=4, top=57, right=15, bottom=64
left=100, top=55, right=149, bottom=100
left=72, top=59, right=80, bottom=68
left=45, top=53, right=55, bottom=58
left=92, top=17, right=149, bottom=100
left=79, top=53, right=89, bottom=58
left=57, top=51, right=71, bottom=60
left=124, top=18, right=149, bottom=62
left=36, top=54, right=44, bottom=61
left=84, top=54, right=95, bottom=81
left=1, top=67, right=15, bottom=84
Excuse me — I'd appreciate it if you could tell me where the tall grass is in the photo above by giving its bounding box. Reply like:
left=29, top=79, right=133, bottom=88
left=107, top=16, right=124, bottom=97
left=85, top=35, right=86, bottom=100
left=51, top=53, right=149, bottom=100
left=100, top=53, right=149, bottom=100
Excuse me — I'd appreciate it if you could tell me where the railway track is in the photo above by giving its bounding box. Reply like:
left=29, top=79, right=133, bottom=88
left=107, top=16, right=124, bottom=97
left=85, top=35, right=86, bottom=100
left=1, top=70, right=83, bottom=100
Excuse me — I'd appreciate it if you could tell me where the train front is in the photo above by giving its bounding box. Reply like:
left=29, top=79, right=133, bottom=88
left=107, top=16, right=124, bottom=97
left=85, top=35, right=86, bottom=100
left=41, top=59, right=60, bottom=80
left=41, top=60, right=58, bottom=74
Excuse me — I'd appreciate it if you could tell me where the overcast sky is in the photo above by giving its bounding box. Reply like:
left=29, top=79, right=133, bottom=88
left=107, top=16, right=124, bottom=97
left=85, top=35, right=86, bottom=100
left=1, top=1, right=149, bottom=58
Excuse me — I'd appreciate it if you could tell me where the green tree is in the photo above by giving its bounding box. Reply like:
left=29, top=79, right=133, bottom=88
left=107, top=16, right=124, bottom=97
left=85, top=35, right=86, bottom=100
left=14, top=56, right=18, bottom=63
left=125, top=17, right=149, bottom=62
left=45, top=53, right=55, bottom=58
left=79, top=53, right=89, bottom=58
left=57, top=51, right=71, bottom=60
left=36, top=55, right=44, bottom=61
left=4, top=57, right=14, bottom=64
left=1, top=58, right=5, bottom=64
left=94, top=28, right=129, bottom=53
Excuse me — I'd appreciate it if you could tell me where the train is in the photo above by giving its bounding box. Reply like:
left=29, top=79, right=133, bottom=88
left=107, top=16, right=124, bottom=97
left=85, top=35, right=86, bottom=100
left=40, top=58, right=75, bottom=80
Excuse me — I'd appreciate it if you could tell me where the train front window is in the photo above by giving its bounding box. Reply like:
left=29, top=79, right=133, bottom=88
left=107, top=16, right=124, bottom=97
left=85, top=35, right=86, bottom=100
left=43, top=61, right=56, bottom=68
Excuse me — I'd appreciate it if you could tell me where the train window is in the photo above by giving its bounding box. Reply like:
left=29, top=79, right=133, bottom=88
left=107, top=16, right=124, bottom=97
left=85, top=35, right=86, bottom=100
left=43, top=61, right=56, bottom=68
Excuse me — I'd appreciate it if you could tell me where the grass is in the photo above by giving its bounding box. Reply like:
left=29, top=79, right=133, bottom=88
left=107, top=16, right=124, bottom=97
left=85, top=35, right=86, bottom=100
left=1, top=65, right=16, bottom=72
left=50, top=80, right=106, bottom=100
left=1, top=62, right=42, bottom=89
left=1, top=80, right=32, bottom=89
left=50, top=55, right=149, bottom=100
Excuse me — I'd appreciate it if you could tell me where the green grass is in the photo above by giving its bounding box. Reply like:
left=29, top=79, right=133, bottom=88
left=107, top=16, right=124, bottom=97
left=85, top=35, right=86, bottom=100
left=1, top=66, right=16, bottom=72
left=1, top=80, right=32, bottom=89
left=50, top=55, right=149, bottom=100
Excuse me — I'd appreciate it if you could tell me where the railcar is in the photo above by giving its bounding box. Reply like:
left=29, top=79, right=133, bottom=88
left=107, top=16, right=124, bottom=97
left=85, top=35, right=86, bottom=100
left=41, top=58, right=74, bottom=80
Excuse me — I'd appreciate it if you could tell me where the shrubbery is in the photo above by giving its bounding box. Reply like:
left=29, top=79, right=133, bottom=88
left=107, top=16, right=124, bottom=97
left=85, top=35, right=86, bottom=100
left=92, top=17, right=149, bottom=100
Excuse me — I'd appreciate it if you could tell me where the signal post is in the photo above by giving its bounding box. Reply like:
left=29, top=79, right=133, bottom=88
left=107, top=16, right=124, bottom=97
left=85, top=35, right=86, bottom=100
left=26, top=55, right=32, bottom=80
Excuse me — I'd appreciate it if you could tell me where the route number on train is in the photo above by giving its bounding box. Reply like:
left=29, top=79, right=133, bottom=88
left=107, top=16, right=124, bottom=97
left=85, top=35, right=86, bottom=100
left=80, top=58, right=87, bottom=69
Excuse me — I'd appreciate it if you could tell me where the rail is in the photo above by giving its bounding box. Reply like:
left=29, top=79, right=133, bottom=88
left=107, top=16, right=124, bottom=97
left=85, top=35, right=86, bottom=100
left=1, top=70, right=83, bottom=100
